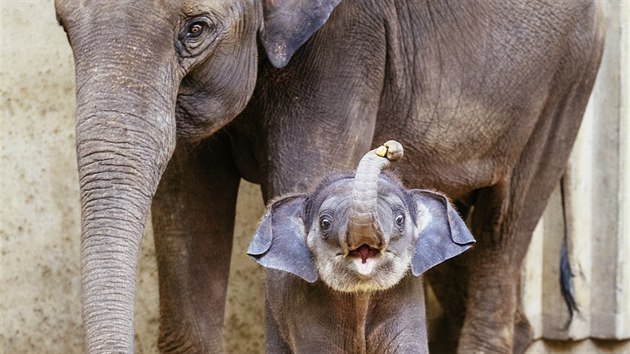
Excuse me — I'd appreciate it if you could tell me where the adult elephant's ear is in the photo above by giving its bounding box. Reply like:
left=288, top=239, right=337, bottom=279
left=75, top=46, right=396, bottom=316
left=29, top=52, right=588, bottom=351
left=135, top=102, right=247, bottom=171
left=409, top=190, right=476, bottom=276
left=260, top=0, right=342, bottom=68
left=247, top=194, right=318, bottom=282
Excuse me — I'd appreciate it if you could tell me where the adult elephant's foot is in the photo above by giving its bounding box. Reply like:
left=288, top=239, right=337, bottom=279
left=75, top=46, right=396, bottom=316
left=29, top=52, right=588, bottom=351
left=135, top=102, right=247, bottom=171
left=431, top=316, right=531, bottom=354
left=457, top=317, right=516, bottom=353
left=458, top=319, right=514, bottom=354
left=457, top=255, right=519, bottom=354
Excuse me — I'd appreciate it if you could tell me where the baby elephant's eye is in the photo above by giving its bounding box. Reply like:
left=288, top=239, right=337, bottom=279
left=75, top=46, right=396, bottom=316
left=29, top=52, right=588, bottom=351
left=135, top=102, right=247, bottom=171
left=319, top=216, right=332, bottom=232
left=395, top=212, right=405, bottom=227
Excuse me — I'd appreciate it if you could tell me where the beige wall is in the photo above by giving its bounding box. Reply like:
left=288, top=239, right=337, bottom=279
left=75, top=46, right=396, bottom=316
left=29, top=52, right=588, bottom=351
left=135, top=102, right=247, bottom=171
left=0, top=1, right=627, bottom=353
left=2, top=1, right=83, bottom=351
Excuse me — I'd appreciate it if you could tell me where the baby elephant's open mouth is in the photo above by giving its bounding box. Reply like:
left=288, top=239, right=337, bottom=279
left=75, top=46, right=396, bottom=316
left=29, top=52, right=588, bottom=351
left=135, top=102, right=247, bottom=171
left=347, top=244, right=382, bottom=276
left=348, top=244, right=381, bottom=264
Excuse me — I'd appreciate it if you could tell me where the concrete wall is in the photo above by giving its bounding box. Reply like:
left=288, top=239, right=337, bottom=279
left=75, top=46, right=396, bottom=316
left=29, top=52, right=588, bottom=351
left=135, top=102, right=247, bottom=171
left=0, top=1, right=627, bottom=353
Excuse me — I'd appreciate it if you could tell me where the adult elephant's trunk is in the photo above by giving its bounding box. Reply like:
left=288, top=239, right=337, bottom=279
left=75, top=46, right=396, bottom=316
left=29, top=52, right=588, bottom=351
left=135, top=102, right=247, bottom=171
left=347, top=141, right=404, bottom=247
left=72, top=22, right=179, bottom=352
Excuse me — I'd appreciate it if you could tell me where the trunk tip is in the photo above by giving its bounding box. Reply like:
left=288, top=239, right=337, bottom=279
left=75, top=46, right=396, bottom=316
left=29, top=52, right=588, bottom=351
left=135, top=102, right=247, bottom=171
left=375, top=140, right=403, bottom=162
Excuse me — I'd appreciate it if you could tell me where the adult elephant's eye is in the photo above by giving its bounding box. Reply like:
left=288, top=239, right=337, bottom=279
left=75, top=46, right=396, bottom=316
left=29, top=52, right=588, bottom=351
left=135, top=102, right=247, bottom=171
left=187, top=22, right=205, bottom=38
left=177, top=16, right=221, bottom=59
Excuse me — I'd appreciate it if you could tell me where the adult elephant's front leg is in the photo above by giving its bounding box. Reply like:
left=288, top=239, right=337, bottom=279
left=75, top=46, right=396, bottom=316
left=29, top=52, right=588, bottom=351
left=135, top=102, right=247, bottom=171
left=151, top=138, right=240, bottom=353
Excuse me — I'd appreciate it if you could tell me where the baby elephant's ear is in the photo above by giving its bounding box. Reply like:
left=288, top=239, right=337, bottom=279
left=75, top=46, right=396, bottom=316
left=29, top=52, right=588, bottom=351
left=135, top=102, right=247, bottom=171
left=410, top=190, right=475, bottom=276
left=247, top=195, right=318, bottom=283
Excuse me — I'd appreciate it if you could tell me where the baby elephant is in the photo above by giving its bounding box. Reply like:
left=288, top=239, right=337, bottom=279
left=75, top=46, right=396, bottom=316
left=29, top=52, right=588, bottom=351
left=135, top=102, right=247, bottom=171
left=248, top=141, right=475, bottom=353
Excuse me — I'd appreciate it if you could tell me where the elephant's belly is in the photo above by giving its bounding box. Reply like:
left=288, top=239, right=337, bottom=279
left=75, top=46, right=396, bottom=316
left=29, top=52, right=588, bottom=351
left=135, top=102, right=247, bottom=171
left=375, top=111, right=535, bottom=198
left=393, top=154, right=505, bottom=200
left=374, top=77, right=547, bottom=196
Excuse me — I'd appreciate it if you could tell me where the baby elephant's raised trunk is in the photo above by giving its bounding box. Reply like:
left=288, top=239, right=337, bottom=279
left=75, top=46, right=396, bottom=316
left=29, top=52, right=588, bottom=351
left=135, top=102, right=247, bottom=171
left=347, top=141, right=404, bottom=249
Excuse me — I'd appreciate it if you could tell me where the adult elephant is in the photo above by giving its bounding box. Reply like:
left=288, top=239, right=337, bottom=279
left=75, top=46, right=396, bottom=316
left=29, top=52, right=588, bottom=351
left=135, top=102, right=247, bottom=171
left=55, top=0, right=605, bottom=353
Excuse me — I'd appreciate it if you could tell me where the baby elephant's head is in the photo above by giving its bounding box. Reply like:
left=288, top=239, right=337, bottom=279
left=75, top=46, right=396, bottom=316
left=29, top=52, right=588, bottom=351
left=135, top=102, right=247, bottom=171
left=248, top=141, right=475, bottom=292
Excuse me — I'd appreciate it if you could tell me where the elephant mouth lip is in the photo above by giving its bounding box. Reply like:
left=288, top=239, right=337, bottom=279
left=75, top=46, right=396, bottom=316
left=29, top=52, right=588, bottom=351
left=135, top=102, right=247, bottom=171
left=348, top=244, right=381, bottom=264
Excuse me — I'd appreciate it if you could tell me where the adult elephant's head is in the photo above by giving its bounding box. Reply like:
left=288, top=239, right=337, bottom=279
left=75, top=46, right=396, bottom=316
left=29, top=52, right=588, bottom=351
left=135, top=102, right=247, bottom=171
left=54, top=0, right=340, bottom=352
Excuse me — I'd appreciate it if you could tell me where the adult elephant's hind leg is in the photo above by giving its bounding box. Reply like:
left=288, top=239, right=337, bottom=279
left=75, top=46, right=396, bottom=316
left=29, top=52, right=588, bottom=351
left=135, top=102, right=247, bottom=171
left=458, top=56, right=600, bottom=354
left=151, top=137, right=241, bottom=353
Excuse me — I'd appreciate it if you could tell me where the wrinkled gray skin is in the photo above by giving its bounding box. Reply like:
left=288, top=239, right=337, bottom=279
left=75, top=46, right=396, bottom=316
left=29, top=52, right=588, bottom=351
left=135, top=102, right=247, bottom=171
left=55, top=0, right=605, bottom=353
left=248, top=143, right=475, bottom=353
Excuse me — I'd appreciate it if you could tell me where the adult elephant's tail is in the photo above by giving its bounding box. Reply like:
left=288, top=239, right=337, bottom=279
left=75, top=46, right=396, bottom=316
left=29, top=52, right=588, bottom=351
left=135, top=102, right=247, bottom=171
left=559, top=172, right=579, bottom=328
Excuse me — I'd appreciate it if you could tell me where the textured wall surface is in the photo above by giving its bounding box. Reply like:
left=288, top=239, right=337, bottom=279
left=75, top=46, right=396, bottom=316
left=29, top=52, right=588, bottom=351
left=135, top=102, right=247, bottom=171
left=1, top=1, right=627, bottom=354
left=2, top=1, right=83, bottom=351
